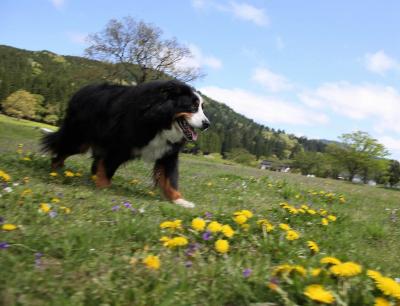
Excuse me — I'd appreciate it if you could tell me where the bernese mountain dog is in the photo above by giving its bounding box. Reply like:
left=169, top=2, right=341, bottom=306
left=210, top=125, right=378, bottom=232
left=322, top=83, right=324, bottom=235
left=42, top=80, right=210, bottom=208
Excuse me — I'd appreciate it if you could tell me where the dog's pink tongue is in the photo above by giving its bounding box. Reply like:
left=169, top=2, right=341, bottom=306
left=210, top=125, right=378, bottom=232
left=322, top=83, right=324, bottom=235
left=192, top=130, right=198, bottom=141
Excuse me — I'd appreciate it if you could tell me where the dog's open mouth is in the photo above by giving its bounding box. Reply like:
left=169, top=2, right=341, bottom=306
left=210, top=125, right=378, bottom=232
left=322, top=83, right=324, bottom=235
left=177, top=117, right=198, bottom=141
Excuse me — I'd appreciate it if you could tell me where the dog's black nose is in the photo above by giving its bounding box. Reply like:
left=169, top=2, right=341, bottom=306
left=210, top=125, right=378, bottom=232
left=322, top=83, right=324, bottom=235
left=201, top=120, right=210, bottom=131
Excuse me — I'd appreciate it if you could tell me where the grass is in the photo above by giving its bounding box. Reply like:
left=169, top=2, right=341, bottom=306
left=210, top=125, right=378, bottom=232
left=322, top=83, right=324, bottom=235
left=1, top=114, right=400, bottom=305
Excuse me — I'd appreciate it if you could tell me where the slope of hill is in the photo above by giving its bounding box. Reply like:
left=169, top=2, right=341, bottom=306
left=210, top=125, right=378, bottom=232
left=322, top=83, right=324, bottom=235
left=0, top=44, right=326, bottom=158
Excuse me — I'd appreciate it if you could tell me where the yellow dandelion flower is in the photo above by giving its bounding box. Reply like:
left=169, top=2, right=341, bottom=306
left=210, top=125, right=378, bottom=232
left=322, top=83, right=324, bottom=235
left=321, top=218, right=329, bottom=226
left=307, top=209, right=317, bottom=215
left=207, top=221, right=223, bottom=233
left=240, top=210, right=253, bottom=218
left=51, top=198, right=60, bottom=203
left=233, top=214, right=248, bottom=225
left=267, top=281, right=279, bottom=291
left=21, top=189, right=32, bottom=196
left=206, top=182, right=213, bottom=187
left=2, top=223, right=17, bottom=231
left=130, top=179, right=140, bottom=184
left=329, top=262, right=362, bottom=277
left=91, top=175, right=97, bottom=181
left=307, top=241, right=320, bottom=253
left=373, top=274, right=400, bottom=299
left=310, top=268, right=322, bottom=277
left=221, top=224, right=235, bottom=238
left=301, top=204, right=309, bottom=210
left=60, top=206, right=71, bottom=214
left=64, top=170, right=74, bottom=177
left=215, top=239, right=229, bottom=253
left=288, top=207, right=299, bottom=214
left=279, top=223, right=291, bottom=231
left=367, top=269, right=383, bottom=280
left=286, top=230, right=300, bottom=240
left=143, top=255, right=160, bottom=270
left=160, top=220, right=182, bottom=230
left=241, top=223, right=250, bottom=231
left=22, top=157, right=31, bottom=161
left=374, top=297, right=392, bottom=306
left=272, top=264, right=292, bottom=276
left=39, top=203, right=51, bottom=213
left=327, top=215, right=337, bottom=222
left=292, top=265, right=307, bottom=276
left=148, top=191, right=155, bottom=196
left=304, top=284, right=335, bottom=304
left=191, top=218, right=206, bottom=232
left=0, top=170, right=11, bottom=182
left=320, top=209, right=328, bottom=216
left=75, top=172, right=82, bottom=177
left=320, top=257, right=342, bottom=265
left=162, top=236, right=188, bottom=248
left=257, top=219, right=274, bottom=232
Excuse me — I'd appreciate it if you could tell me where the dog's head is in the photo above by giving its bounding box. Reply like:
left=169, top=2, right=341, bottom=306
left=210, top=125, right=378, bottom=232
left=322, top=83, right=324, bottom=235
left=162, top=81, right=210, bottom=141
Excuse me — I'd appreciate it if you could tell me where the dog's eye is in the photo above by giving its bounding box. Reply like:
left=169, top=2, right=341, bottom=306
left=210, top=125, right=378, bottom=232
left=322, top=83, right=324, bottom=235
left=191, top=105, right=198, bottom=112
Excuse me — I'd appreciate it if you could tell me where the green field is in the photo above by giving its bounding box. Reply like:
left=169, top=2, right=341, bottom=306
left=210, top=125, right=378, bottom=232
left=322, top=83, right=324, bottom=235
left=1, top=114, right=400, bottom=305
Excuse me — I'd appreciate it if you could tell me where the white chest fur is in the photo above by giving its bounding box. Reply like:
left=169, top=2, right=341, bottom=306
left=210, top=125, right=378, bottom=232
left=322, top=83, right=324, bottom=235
left=133, top=124, right=184, bottom=162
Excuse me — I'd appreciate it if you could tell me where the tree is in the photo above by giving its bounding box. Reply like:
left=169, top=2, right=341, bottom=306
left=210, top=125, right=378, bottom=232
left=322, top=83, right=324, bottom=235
left=85, top=16, right=204, bottom=84
left=388, top=160, right=400, bottom=187
left=1, top=89, right=43, bottom=120
left=327, top=131, right=389, bottom=182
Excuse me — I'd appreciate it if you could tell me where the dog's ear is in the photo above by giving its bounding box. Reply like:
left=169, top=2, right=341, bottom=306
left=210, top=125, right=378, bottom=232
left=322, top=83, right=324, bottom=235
left=161, top=81, right=189, bottom=100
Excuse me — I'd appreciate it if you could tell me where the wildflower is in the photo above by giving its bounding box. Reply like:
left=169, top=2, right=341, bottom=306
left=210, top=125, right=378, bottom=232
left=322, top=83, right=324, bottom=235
left=307, top=240, right=320, bottom=253
left=60, top=206, right=71, bottom=214
left=304, top=284, right=335, bottom=304
left=321, top=218, right=329, bottom=226
left=21, top=189, right=33, bottom=197
left=0, top=170, right=11, bottom=182
left=329, top=262, right=362, bottom=277
left=75, top=172, right=82, bottom=177
left=286, top=230, right=300, bottom=240
left=310, top=268, right=322, bottom=277
left=258, top=219, right=275, bottom=232
left=202, top=231, right=212, bottom=241
left=206, top=182, right=213, bottom=187
left=204, top=211, right=213, bottom=219
left=272, top=264, right=292, bottom=276
left=215, top=239, right=229, bottom=253
left=39, top=203, right=51, bottom=213
left=22, top=157, right=32, bottom=161
left=148, top=191, right=155, bottom=196
left=123, top=201, right=132, bottom=209
left=369, top=271, right=400, bottom=299
left=64, top=170, right=74, bottom=177
left=279, top=223, right=291, bottom=231
left=320, top=209, right=328, bottom=216
left=35, top=252, right=43, bottom=269
left=191, top=218, right=206, bottom=232
left=2, top=224, right=17, bottom=231
left=292, top=265, right=307, bottom=276
left=4, top=187, right=13, bottom=193
left=327, top=215, right=337, bottom=222
left=143, top=255, right=160, bottom=270
left=49, top=211, right=57, bottom=218
left=130, top=179, right=140, bottom=184
left=160, top=220, right=182, bottom=231
left=129, top=257, right=138, bottom=267
left=162, top=236, right=189, bottom=248
left=185, top=261, right=193, bottom=268
left=207, top=221, right=222, bottom=233
left=91, top=175, right=97, bottom=181
left=307, top=209, right=317, bottom=215
left=233, top=214, right=247, bottom=225
left=267, top=278, right=279, bottom=291
left=243, top=268, right=252, bottom=278
left=51, top=198, right=60, bottom=203
left=239, top=210, right=253, bottom=218
left=112, top=205, right=120, bottom=211
left=221, top=224, right=235, bottom=238
left=0, top=242, right=10, bottom=249
left=241, top=223, right=250, bottom=231
left=320, top=257, right=342, bottom=265
left=374, top=297, right=391, bottom=306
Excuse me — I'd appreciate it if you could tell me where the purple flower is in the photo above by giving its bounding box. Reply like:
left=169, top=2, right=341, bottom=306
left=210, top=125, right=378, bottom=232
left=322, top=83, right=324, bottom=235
left=202, top=231, right=212, bottom=241
left=49, top=211, right=57, bottom=218
left=204, top=211, right=213, bottom=219
left=185, top=261, right=193, bottom=268
left=123, top=201, right=132, bottom=209
left=243, top=268, right=252, bottom=278
left=0, top=242, right=9, bottom=249
left=112, top=205, right=120, bottom=211
left=35, top=252, right=43, bottom=268
left=185, top=243, right=200, bottom=257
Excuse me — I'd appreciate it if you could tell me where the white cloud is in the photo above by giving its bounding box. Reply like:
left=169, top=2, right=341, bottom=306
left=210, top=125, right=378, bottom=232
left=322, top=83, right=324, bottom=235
left=191, top=1, right=269, bottom=27
left=67, top=32, right=87, bottom=45
left=228, top=2, right=269, bottom=26
left=252, top=67, right=292, bottom=92
left=178, top=44, right=222, bottom=70
left=199, top=86, right=328, bottom=126
left=364, top=50, right=399, bottom=75
left=379, top=136, right=400, bottom=160
left=49, top=0, right=65, bottom=10
left=299, top=82, right=400, bottom=134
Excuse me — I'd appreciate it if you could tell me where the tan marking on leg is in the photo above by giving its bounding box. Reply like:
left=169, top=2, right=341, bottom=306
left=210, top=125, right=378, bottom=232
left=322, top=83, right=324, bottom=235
left=155, top=166, right=182, bottom=201
left=95, top=159, right=111, bottom=188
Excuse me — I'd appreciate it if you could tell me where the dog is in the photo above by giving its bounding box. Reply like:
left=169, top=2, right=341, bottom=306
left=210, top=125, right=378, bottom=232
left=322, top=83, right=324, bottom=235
left=41, top=80, right=210, bottom=208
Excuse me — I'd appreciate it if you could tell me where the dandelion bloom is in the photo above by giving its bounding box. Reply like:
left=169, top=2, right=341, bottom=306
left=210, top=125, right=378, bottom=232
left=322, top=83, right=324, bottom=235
left=292, top=265, right=307, bottom=276
left=310, top=268, right=322, bottom=277
left=272, top=264, right=292, bottom=276
left=279, top=223, right=291, bottom=231
left=239, top=210, right=253, bottom=218
left=320, top=257, right=341, bottom=265
left=374, top=297, right=391, bottom=306
left=329, top=262, right=362, bottom=277
left=307, top=241, right=320, bottom=253
left=286, top=230, right=300, bottom=240
left=60, top=206, right=71, bottom=214
left=160, top=220, right=182, bottom=231
left=307, top=209, right=317, bottom=215
left=327, top=215, right=337, bottom=222
left=39, top=203, right=51, bottom=214
left=191, top=218, right=206, bottom=232
left=221, top=225, right=235, bottom=238
left=0, top=170, right=11, bottom=182
left=368, top=271, right=400, bottom=299
left=233, top=214, right=248, bottom=225
left=321, top=218, right=329, bottom=226
left=304, top=284, right=335, bottom=304
left=2, top=224, right=17, bottom=231
left=49, top=172, right=58, bottom=177
left=215, top=239, right=229, bottom=253
left=64, top=170, right=74, bottom=177
left=207, top=221, right=222, bottom=233
left=143, top=255, right=160, bottom=270
left=162, top=236, right=189, bottom=248
left=51, top=198, right=60, bottom=203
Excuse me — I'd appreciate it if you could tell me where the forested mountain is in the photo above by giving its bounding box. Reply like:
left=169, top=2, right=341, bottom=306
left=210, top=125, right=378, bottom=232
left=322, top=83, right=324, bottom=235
left=0, top=44, right=327, bottom=159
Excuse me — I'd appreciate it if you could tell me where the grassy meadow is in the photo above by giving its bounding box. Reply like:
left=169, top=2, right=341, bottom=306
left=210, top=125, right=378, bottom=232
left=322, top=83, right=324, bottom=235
left=1, top=114, right=400, bottom=305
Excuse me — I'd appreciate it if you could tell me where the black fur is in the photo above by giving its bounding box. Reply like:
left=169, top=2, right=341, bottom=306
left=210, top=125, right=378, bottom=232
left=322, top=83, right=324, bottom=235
left=42, top=80, right=201, bottom=199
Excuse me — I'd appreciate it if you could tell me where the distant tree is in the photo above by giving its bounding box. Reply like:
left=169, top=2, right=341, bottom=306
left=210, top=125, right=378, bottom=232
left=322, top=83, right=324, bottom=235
left=225, top=148, right=257, bottom=167
left=327, top=131, right=389, bottom=182
left=388, top=160, right=400, bottom=187
left=85, top=16, right=204, bottom=84
left=1, top=90, right=44, bottom=120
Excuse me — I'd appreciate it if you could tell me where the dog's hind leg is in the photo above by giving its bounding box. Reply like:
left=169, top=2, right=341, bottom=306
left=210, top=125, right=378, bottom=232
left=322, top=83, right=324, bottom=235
left=94, top=151, right=129, bottom=188
left=153, top=153, right=195, bottom=208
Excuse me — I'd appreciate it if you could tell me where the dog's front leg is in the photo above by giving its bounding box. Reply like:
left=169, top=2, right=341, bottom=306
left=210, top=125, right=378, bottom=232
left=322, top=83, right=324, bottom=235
left=153, top=153, right=195, bottom=208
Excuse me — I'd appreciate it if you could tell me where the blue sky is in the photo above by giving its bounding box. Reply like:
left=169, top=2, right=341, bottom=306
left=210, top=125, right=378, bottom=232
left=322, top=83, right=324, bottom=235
left=2, top=0, right=400, bottom=159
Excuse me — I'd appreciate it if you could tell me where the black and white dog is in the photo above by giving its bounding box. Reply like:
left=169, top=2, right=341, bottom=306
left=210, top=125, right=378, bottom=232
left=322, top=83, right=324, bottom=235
left=42, top=80, right=210, bottom=208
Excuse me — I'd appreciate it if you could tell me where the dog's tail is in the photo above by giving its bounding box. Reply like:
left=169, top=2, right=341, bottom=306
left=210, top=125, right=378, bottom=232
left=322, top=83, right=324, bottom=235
left=41, top=130, right=62, bottom=154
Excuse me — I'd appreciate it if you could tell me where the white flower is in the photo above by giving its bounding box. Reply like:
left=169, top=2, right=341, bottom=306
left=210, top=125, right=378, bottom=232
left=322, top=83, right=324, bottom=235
left=4, top=187, right=13, bottom=193
left=138, top=208, right=145, bottom=213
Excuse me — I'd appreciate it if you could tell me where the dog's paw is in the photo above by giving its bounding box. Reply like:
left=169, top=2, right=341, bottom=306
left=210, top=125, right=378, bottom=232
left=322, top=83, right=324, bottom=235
left=173, top=198, right=195, bottom=208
